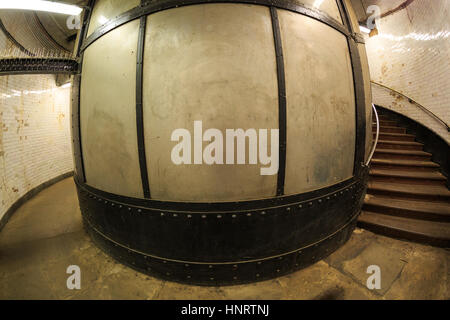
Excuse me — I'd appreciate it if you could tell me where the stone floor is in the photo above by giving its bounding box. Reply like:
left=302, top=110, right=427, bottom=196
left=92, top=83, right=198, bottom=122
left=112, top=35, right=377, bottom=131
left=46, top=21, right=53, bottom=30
left=0, top=177, right=448, bottom=300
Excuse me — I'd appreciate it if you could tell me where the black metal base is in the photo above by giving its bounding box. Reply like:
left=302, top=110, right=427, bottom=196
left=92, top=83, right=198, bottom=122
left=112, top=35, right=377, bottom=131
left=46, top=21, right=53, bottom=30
left=75, top=167, right=368, bottom=285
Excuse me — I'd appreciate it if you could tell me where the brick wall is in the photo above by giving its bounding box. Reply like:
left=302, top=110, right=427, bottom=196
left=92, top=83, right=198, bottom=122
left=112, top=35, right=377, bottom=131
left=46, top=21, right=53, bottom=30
left=0, top=74, right=74, bottom=221
left=365, top=0, right=449, bottom=143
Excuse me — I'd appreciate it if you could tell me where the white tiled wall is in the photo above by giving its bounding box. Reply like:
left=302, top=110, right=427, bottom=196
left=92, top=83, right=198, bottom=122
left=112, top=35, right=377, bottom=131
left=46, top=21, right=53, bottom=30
left=364, top=0, right=450, bottom=142
left=0, top=74, right=74, bottom=221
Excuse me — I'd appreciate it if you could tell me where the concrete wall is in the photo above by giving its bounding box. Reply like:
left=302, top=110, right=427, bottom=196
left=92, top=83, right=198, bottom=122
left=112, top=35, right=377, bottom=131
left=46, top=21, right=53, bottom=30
left=364, top=0, right=449, bottom=142
left=0, top=74, right=74, bottom=222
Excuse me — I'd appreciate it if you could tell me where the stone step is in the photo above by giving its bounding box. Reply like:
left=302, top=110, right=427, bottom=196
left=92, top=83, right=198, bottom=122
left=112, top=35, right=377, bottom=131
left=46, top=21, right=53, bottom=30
left=370, top=168, right=447, bottom=185
left=370, top=158, right=440, bottom=172
left=374, top=125, right=406, bottom=134
left=358, top=211, right=450, bottom=247
left=373, top=149, right=432, bottom=161
left=364, top=194, right=450, bottom=222
left=367, top=181, right=450, bottom=202
left=373, top=120, right=397, bottom=127
left=374, top=132, right=416, bottom=142
left=376, top=140, right=424, bottom=151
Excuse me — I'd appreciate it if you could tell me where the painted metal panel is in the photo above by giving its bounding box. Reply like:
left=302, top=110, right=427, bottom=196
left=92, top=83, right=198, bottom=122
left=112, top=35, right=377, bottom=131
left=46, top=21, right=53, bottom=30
left=80, top=20, right=143, bottom=198
left=87, top=0, right=140, bottom=37
left=142, top=4, right=279, bottom=201
left=279, top=9, right=356, bottom=195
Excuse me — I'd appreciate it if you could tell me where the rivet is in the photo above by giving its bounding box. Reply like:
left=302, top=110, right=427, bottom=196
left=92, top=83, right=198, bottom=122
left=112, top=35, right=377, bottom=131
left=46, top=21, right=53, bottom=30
left=185, top=264, right=189, bottom=267
left=232, top=214, right=237, bottom=218
left=217, top=214, right=222, bottom=219
left=295, top=264, right=299, bottom=267
left=173, top=213, right=178, bottom=217
left=187, top=275, right=191, bottom=279
left=202, top=215, right=207, bottom=219
left=299, top=204, right=303, bottom=208
left=111, top=203, right=115, bottom=207
left=166, top=272, right=170, bottom=276
left=309, top=202, right=313, bottom=206
left=326, top=197, right=330, bottom=200
left=286, top=207, right=291, bottom=211
left=276, top=269, right=280, bottom=273
left=318, top=199, right=322, bottom=203
left=119, top=205, right=123, bottom=208
left=247, top=213, right=252, bottom=217
left=210, top=277, right=214, bottom=281
left=104, top=201, right=108, bottom=204
left=187, top=214, right=192, bottom=218
left=257, top=261, right=262, bottom=265
left=298, top=250, right=302, bottom=254
left=334, top=194, right=337, bottom=197
left=256, top=274, right=260, bottom=277
left=163, top=260, right=167, bottom=264
left=137, top=209, right=142, bottom=213
left=261, top=211, right=266, bottom=215
left=233, top=264, right=238, bottom=268
left=128, top=207, right=131, bottom=211
left=233, top=276, right=237, bottom=280
left=160, top=212, right=165, bottom=216
left=209, top=265, right=213, bottom=268
left=278, top=257, right=283, bottom=260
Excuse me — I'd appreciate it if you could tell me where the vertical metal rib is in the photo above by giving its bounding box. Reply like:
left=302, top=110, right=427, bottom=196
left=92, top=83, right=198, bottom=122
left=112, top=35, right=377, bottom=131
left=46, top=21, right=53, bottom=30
left=136, top=15, right=151, bottom=198
left=337, top=0, right=367, bottom=176
left=74, top=1, right=94, bottom=183
left=270, top=7, right=287, bottom=196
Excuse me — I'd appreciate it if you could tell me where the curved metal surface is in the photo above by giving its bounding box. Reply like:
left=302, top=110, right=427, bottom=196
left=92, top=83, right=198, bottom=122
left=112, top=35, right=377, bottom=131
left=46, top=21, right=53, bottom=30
left=80, top=0, right=351, bottom=52
left=72, top=0, right=371, bottom=284
left=366, top=104, right=379, bottom=166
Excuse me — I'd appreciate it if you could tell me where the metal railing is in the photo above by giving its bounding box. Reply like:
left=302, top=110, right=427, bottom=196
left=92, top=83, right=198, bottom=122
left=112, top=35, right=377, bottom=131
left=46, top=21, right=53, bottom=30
left=366, top=103, right=379, bottom=166
left=371, top=81, right=450, bottom=132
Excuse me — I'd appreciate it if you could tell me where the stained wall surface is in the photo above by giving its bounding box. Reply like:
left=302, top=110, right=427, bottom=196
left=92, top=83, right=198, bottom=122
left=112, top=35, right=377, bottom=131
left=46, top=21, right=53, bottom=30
left=80, top=20, right=143, bottom=198
left=143, top=4, right=279, bottom=201
left=280, top=9, right=356, bottom=195
left=364, top=0, right=449, bottom=142
left=79, top=3, right=364, bottom=201
left=0, top=75, right=73, bottom=221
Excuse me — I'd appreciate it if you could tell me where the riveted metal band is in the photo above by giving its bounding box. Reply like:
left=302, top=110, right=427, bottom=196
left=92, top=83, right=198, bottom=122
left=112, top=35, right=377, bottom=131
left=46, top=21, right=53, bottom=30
left=80, top=0, right=350, bottom=53
left=83, top=201, right=361, bottom=285
left=75, top=165, right=368, bottom=284
left=270, top=7, right=287, bottom=196
left=0, top=58, right=78, bottom=75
